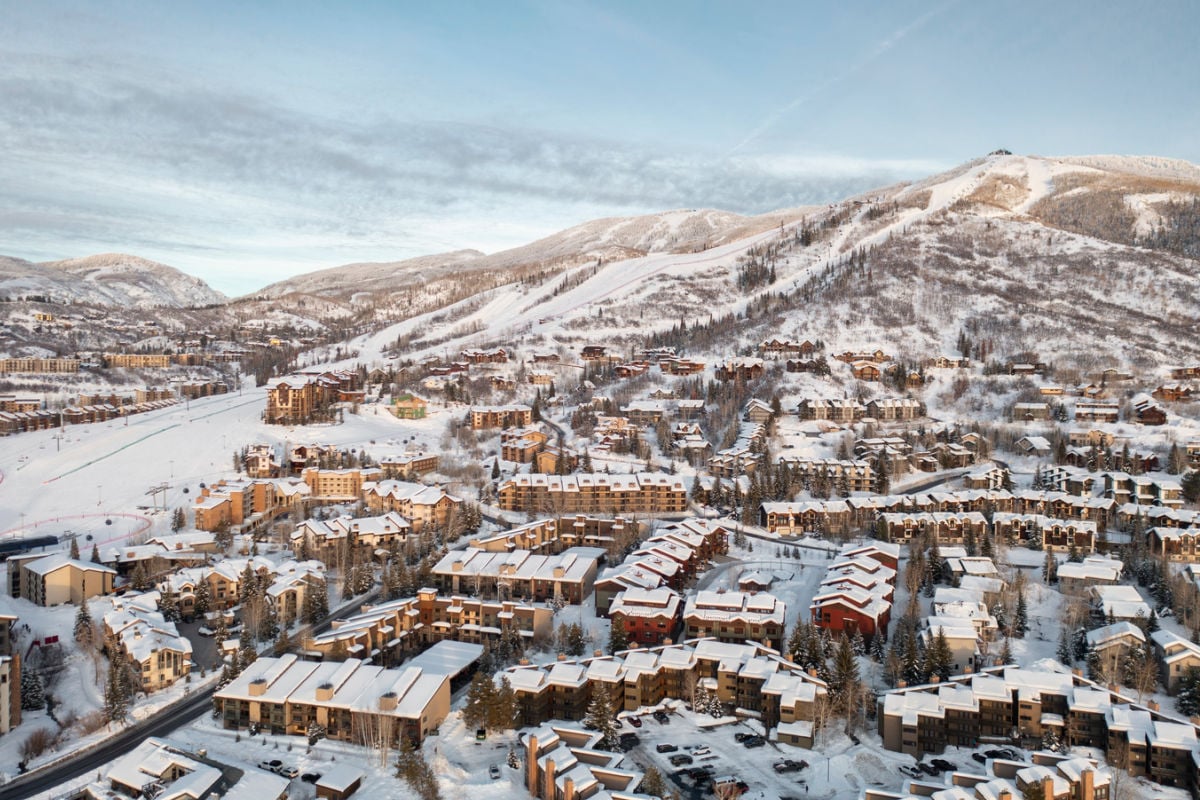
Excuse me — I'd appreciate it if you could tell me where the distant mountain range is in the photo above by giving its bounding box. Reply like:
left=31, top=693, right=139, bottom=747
left=4, top=153, right=1199, bottom=372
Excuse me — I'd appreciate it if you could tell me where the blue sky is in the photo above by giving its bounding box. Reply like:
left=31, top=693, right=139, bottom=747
left=2, top=0, right=1197, bottom=295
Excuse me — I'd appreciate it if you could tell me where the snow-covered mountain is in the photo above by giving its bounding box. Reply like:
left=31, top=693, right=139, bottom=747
left=335, top=152, right=1200, bottom=375
left=0, top=253, right=227, bottom=308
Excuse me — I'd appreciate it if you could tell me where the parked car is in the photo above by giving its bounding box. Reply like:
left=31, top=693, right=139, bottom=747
left=278, top=766, right=299, bottom=780
left=742, top=736, right=765, bottom=748
left=773, top=759, right=806, bottom=773
left=258, top=760, right=282, bottom=773
left=693, top=747, right=711, bottom=757
left=656, top=743, right=678, bottom=753
left=917, top=762, right=939, bottom=776
left=489, top=764, right=501, bottom=780
left=627, top=716, right=642, bottom=728
left=899, top=765, right=923, bottom=778
left=668, top=754, right=694, bottom=767
left=971, top=753, right=988, bottom=764
left=653, top=710, right=670, bottom=724
left=931, top=759, right=956, bottom=772
left=733, top=732, right=751, bottom=743
left=300, top=773, right=321, bottom=784
left=476, top=728, right=487, bottom=741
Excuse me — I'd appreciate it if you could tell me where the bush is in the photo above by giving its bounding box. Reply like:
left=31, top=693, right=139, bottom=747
left=20, top=728, right=54, bottom=761
left=77, top=710, right=108, bottom=735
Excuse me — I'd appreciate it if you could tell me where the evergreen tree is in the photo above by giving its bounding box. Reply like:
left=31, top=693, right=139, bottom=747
left=1015, top=591, right=1029, bottom=637
left=1042, top=551, right=1058, bottom=584
left=489, top=676, right=517, bottom=732
left=925, top=628, right=954, bottom=681
left=608, top=621, right=629, bottom=654
left=91, top=543, right=102, bottom=564
left=238, top=622, right=257, bottom=666
left=870, top=631, right=887, bottom=662
left=999, top=637, right=1013, bottom=666
left=74, top=596, right=94, bottom=647
left=1085, top=645, right=1105, bottom=683
left=159, top=592, right=181, bottom=623
left=172, top=507, right=187, bottom=532
left=193, top=579, right=212, bottom=618
left=462, top=671, right=496, bottom=732
left=902, top=631, right=924, bottom=685
left=1176, top=667, right=1200, bottom=717
left=307, top=721, right=327, bottom=745
left=1056, top=630, right=1072, bottom=665
left=21, top=669, right=45, bottom=711
left=129, top=560, right=151, bottom=591
left=395, top=736, right=442, bottom=800
left=565, top=622, right=586, bottom=657
left=507, top=744, right=521, bottom=769
left=273, top=624, right=291, bottom=656
left=583, top=683, right=620, bottom=750
left=69, top=535, right=80, bottom=560
left=640, top=766, right=668, bottom=798
left=104, top=645, right=130, bottom=723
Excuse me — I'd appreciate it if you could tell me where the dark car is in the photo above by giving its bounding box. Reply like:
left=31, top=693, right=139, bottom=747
left=742, top=736, right=766, bottom=748
left=899, top=765, right=923, bottom=778
left=653, top=710, right=670, bottom=724
left=627, top=716, right=642, bottom=728
left=656, top=743, right=678, bottom=753
left=918, top=762, right=939, bottom=775
left=669, top=754, right=694, bottom=767
left=733, top=732, right=751, bottom=742
left=300, top=773, right=321, bottom=784
left=931, top=759, right=956, bottom=772
left=971, top=753, right=988, bottom=764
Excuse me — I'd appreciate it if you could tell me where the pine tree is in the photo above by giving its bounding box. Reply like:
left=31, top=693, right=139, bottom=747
left=238, top=622, right=257, bottom=667
left=273, top=624, right=291, bottom=656
left=1042, top=551, right=1057, bottom=584
left=489, top=676, right=517, bottom=733
left=69, top=536, right=80, bottom=560
left=506, top=744, right=520, bottom=769
left=91, top=543, right=102, bottom=564
left=75, top=596, right=94, bottom=647
left=608, top=621, right=629, bottom=654
left=1015, top=591, right=1029, bottom=637
left=193, top=579, right=212, bottom=617
left=583, top=683, right=620, bottom=750
left=926, top=627, right=953, bottom=681
left=462, top=672, right=497, bottom=732
left=871, top=631, right=887, bottom=662
left=1176, top=667, right=1200, bottom=717
left=21, top=669, right=45, bottom=711
left=565, top=622, right=586, bottom=656
left=130, top=560, right=151, bottom=591
left=1086, top=645, right=1105, bottom=682
left=851, top=628, right=866, bottom=657
left=104, top=646, right=129, bottom=723
left=172, top=507, right=186, bottom=532
left=307, top=721, right=327, bottom=745
left=999, top=637, right=1013, bottom=666
left=640, top=766, right=668, bottom=798
left=1057, top=630, right=1072, bottom=665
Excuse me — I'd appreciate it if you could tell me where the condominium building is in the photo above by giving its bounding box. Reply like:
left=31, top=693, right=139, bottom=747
left=496, top=472, right=688, bottom=515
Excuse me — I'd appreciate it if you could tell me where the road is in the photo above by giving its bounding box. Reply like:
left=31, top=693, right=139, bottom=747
left=2, top=588, right=381, bottom=800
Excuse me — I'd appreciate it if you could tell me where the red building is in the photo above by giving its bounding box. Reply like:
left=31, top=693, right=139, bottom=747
left=809, top=588, right=891, bottom=642
left=607, top=587, right=682, bottom=647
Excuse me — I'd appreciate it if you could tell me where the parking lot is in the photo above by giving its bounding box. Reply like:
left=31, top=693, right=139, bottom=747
left=615, top=707, right=820, bottom=800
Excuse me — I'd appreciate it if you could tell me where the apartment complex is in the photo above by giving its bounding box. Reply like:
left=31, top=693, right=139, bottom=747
left=305, top=589, right=553, bottom=664
left=0, top=357, right=79, bottom=374
left=523, top=724, right=647, bottom=800
left=361, top=480, right=462, bottom=530
left=878, top=666, right=1200, bottom=789
left=102, top=599, right=192, bottom=692
left=431, top=547, right=600, bottom=604
left=810, top=542, right=899, bottom=644
left=265, top=370, right=361, bottom=424
left=682, top=590, right=786, bottom=650
left=214, top=653, right=452, bottom=745
left=608, top=587, right=683, bottom=647
left=290, top=512, right=412, bottom=561
left=7, top=554, right=116, bottom=606
left=497, top=472, right=688, bottom=515
left=0, top=615, right=19, bottom=735
left=506, top=639, right=826, bottom=744
left=102, top=353, right=171, bottom=368
left=469, top=405, right=533, bottom=429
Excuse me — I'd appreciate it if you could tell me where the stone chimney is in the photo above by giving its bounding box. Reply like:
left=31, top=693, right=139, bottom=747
left=1042, top=776, right=1054, bottom=800
left=1148, top=700, right=1160, bottom=711
left=593, top=649, right=603, bottom=658
left=378, top=691, right=398, bottom=711
left=249, top=678, right=268, bottom=697
left=557, top=653, right=567, bottom=661
left=316, top=682, right=334, bottom=702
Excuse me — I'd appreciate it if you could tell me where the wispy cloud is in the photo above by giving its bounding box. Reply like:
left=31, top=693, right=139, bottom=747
left=729, top=1, right=959, bottom=155
left=0, top=52, right=938, bottom=293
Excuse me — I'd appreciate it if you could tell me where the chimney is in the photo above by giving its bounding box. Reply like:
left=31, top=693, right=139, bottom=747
left=1041, top=776, right=1053, bottom=800
left=931, top=675, right=941, bottom=684
left=248, top=678, right=268, bottom=697
left=1072, top=668, right=1083, bottom=678
left=808, top=668, right=818, bottom=678
left=378, top=692, right=398, bottom=711
left=898, top=680, right=907, bottom=688
left=519, top=658, right=530, bottom=666
left=557, top=653, right=567, bottom=661
left=316, top=682, right=335, bottom=702
left=1148, top=700, right=1160, bottom=712
left=593, top=650, right=603, bottom=658
left=1080, top=768, right=1095, bottom=800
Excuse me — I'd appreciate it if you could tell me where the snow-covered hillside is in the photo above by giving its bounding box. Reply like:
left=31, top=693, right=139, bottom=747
left=0, top=253, right=226, bottom=308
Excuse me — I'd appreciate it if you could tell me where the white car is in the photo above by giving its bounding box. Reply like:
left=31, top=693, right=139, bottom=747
left=489, top=764, right=502, bottom=780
